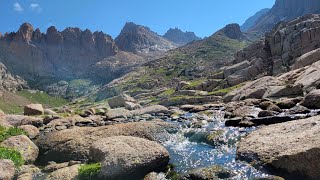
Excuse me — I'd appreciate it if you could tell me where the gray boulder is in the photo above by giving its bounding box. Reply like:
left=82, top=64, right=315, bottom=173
left=301, top=89, right=320, bottom=109
left=90, top=136, right=169, bottom=179
left=108, top=94, right=136, bottom=109
left=24, top=104, right=44, bottom=116
left=237, top=116, right=320, bottom=179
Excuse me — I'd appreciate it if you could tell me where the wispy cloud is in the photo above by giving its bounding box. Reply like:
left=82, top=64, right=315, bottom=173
left=13, top=2, right=24, bottom=12
left=30, top=3, right=42, bottom=13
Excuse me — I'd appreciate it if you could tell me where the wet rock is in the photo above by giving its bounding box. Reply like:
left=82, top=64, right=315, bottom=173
left=90, top=136, right=169, bottom=179
left=276, top=99, right=297, bottom=109
left=267, top=104, right=282, bottom=113
left=0, top=159, right=15, bottom=180
left=253, top=176, right=285, bottom=180
left=17, top=165, right=41, bottom=180
left=18, top=125, right=40, bottom=139
left=108, top=94, right=136, bottom=109
left=24, top=104, right=44, bottom=116
left=45, top=164, right=80, bottom=180
left=185, top=130, right=227, bottom=146
left=144, top=172, right=167, bottom=180
left=1, top=135, right=39, bottom=164
left=37, top=121, right=176, bottom=163
left=237, top=116, right=320, bottom=179
left=259, top=101, right=274, bottom=110
left=183, top=165, right=236, bottom=180
left=301, top=89, right=320, bottom=109
left=288, top=105, right=311, bottom=114
left=258, top=110, right=278, bottom=117
left=226, top=116, right=296, bottom=127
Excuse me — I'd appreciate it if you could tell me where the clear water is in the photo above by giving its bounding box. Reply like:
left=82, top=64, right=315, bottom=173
left=162, top=112, right=269, bottom=179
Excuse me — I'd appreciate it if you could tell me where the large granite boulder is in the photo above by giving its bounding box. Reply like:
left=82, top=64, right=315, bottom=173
left=301, top=89, right=320, bottom=109
left=90, top=136, right=169, bottom=179
left=45, top=164, right=80, bottom=180
left=37, top=121, right=176, bottom=163
left=24, top=104, right=44, bottom=116
left=237, top=116, right=320, bottom=179
left=108, top=94, right=136, bottom=109
left=1, top=135, right=39, bottom=164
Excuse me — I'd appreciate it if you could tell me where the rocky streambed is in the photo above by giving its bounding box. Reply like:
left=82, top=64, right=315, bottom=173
left=1, top=96, right=320, bottom=180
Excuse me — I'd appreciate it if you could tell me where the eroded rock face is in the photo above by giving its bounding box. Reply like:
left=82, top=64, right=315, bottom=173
left=90, top=136, right=169, bottom=179
left=37, top=120, right=176, bottom=163
left=0, top=23, right=118, bottom=81
left=237, top=116, right=320, bottom=179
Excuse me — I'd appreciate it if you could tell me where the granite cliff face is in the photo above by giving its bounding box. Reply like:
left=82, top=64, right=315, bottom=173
left=115, top=22, right=177, bottom=58
left=0, top=23, right=118, bottom=81
left=226, top=14, right=320, bottom=87
left=163, top=28, right=201, bottom=46
left=249, top=0, right=320, bottom=33
left=241, top=8, right=270, bottom=32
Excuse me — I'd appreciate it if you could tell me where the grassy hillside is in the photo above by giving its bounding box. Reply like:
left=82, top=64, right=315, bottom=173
left=93, top=29, right=248, bottom=101
left=0, top=90, right=68, bottom=114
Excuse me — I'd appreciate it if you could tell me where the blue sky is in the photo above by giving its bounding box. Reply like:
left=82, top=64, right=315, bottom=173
left=0, top=0, right=275, bottom=38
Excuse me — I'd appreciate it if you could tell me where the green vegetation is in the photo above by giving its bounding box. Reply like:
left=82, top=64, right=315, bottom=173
left=0, top=126, right=26, bottom=142
left=185, top=79, right=205, bottom=89
left=159, top=88, right=175, bottom=97
left=165, top=164, right=180, bottom=180
left=0, top=101, right=23, bottom=114
left=78, top=163, right=102, bottom=180
left=0, top=147, right=24, bottom=167
left=17, top=90, right=68, bottom=108
left=208, top=83, right=245, bottom=95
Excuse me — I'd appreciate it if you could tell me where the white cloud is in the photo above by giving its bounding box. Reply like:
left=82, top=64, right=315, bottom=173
left=30, top=3, right=42, bottom=13
left=13, top=2, right=24, bottom=12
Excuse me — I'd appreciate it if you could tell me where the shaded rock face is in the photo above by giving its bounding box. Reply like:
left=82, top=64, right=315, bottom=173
left=250, top=0, right=320, bottom=33
left=237, top=116, right=320, bottom=179
left=115, top=22, right=177, bottom=58
left=163, top=28, right=201, bottom=46
left=241, top=8, right=270, bottom=32
left=0, top=23, right=118, bottom=81
left=220, top=24, right=244, bottom=40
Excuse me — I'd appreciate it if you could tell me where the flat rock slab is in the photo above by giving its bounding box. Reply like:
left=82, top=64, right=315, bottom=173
left=237, top=116, right=320, bottom=179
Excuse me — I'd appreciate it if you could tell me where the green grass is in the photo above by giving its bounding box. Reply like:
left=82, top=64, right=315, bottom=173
left=0, top=101, right=23, bottom=114
left=185, top=79, right=205, bottom=89
left=17, top=90, right=68, bottom=108
left=0, top=126, right=27, bottom=142
left=0, top=147, right=24, bottom=167
left=208, top=83, right=245, bottom=95
left=78, top=163, right=102, bottom=180
left=159, top=88, right=175, bottom=97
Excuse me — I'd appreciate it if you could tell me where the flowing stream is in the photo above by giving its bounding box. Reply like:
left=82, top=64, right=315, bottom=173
left=162, top=111, right=270, bottom=179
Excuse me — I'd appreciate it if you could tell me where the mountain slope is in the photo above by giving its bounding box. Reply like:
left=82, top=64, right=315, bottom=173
left=249, top=0, right=320, bottom=33
left=241, top=8, right=270, bottom=32
left=115, top=22, right=177, bottom=58
left=94, top=24, right=248, bottom=100
left=163, top=28, right=201, bottom=46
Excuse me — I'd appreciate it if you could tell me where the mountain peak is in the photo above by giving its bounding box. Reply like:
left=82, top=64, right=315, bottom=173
left=219, top=23, right=243, bottom=39
left=163, top=28, right=201, bottom=46
left=115, top=22, right=177, bottom=57
left=17, top=22, right=34, bottom=42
